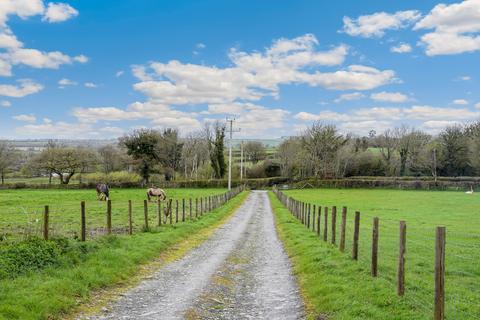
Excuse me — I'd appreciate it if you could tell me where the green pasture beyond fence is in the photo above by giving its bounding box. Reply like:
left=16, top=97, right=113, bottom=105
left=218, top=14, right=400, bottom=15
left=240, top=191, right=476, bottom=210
left=2, top=186, right=244, bottom=243
left=273, top=188, right=476, bottom=320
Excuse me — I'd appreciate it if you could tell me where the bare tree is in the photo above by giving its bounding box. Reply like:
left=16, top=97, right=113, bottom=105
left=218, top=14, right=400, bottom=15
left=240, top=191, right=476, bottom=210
left=376, top=128, right=398, bottom=176
left=277, top=137, right=301, bottom=177
left=181, top=132, right=210, bottom=180
left=98, top=145, right=126, bottom=173
left=32, top=147, right=96, bottom=184
left=301, top=122, right=348, bottom=178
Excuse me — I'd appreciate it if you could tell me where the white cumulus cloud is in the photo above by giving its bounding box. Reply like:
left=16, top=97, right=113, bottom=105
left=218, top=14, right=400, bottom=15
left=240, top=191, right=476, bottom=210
left=452, top=99, right=468, bottom=105
left=334, top=92, right=365, bottom=103
left=42, top=2, right=78, bottom=23
left=58, top=78, right=77, bottom=87
left=390, top=43, right=412, bottom=53
left=0, top=1, right=84, bottom=78
left=132, top=34, right=396, bottom=106
left=13, top=114, right=36, bottom=122
left=371, top=91, right=409, bottom=103
left=0, top=79, right=43, bottom=97
left=342, top=10, right=421, bottom=38
left=414, top=0, right=480, bottom=56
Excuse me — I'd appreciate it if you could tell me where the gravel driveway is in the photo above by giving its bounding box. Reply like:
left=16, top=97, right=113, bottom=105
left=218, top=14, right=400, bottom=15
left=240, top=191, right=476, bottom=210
left=87, top=191, right=305, bottom=320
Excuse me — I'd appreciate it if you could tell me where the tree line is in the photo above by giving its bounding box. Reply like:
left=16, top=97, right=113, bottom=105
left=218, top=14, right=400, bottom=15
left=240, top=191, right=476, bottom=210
left=277, top=121, right=480, bottom=179
left=1, top=121, right=479, bottom=185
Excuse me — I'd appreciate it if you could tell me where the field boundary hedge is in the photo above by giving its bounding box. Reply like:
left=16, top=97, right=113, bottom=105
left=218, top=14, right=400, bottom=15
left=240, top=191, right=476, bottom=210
left=289, top=178, right=479, bottom=190
left=0, top=177, right=289, bottom=190
left=1, top=176, right=478, bottom=190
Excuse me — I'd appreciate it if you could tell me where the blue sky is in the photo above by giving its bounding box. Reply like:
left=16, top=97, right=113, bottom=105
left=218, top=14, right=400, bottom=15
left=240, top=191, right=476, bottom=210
left=1, top=0, right=479, bottom=139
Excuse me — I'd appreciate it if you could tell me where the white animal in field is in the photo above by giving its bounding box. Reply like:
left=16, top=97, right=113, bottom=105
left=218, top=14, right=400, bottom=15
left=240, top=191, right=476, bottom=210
left=147, top=187, right=167, bottom=202
left=465, top=186, right=474, bottom=194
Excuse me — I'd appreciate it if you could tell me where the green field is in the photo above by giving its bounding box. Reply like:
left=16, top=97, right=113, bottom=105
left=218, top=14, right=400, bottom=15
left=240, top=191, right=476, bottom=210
left=0, top=188, right=226, bottom=241
left=0, top=190, right=248, bottom=320
left=278, top=188, right=479, bottom=320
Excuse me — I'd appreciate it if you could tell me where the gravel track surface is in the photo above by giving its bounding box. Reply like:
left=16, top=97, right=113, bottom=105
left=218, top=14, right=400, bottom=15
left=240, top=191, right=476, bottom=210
left=87, top=191, right=305, bottom=320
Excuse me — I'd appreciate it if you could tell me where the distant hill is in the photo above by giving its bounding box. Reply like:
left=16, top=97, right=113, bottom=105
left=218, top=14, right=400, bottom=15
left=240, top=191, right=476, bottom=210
left=4, top=139, right=117, bottom=151
left=4, top=137, right=286, bottom=151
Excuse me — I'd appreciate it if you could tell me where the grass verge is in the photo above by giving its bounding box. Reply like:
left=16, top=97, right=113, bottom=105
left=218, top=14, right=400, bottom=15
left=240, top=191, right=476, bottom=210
left=0, top=191, right=249, bottom=320
left=268, top=192, right=425, bottom=320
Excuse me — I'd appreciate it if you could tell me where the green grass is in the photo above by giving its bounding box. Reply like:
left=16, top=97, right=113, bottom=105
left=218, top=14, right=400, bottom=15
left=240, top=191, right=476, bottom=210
left=0, top=188, right=226, bottom=241
left=0, top=190, right=248, bottom=320
left=2, top=177, right=67, bottom=185
left=276, top=188, right=479, bottom=320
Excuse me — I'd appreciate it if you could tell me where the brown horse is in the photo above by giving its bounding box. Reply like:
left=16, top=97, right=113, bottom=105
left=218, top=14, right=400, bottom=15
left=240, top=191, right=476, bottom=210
left=147, top=187, right=167, bottom=202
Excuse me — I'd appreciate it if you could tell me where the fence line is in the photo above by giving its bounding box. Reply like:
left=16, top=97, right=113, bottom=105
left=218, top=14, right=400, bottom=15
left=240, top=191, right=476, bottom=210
left=273, top=188, right=450, bottom=320
left=20, top=186, right=245, bottom=243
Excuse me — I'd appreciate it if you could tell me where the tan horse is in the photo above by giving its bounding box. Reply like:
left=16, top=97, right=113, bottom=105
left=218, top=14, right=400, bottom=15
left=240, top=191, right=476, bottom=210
left=147, top=187, right=167, bottom=202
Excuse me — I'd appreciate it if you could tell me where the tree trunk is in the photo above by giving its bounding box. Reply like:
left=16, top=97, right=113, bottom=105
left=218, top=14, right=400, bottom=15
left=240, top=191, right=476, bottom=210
left=63, top=173, right=74, bottom=185
left=1, top=170, right=4, bottom=185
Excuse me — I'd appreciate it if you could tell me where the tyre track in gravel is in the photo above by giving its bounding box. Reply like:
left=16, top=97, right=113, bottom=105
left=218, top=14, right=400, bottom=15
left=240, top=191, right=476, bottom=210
left=87, top=191, right=305, bottom=320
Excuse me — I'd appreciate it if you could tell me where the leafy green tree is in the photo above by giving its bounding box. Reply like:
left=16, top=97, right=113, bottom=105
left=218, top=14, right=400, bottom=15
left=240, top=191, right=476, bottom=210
left=120, top=129, right=161, bottom=184
left=208, top=123, right=226, bottom=179
left=244, top=141, right=267, bottom=164
left=158, top=128, right=183, bottom=181
left=439, top=125, right=471, bottom=176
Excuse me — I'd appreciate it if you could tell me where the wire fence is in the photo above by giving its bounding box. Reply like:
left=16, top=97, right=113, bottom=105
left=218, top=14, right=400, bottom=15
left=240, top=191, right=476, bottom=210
left=273, top=188, right=479, bottom=320
left=0, top=186, right=245, bottom=243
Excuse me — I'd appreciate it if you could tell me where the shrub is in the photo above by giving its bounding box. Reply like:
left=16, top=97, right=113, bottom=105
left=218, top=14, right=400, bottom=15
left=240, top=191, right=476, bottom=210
left=78, top=171, right=142, bottom=186
left=0, top=238, right=61, bottom=279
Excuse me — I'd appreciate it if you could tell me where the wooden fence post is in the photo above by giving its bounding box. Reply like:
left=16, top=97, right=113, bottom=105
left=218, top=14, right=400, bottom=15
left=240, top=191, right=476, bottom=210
left=43, top=205, right=49, bottom=240
left=397, top=221, right=406, bottom=296
left=307, top=204, right=311, bottom=229
left=189, top=198, right=192, bottom=220
left=200, top=198, right=203, bottom=216
left=371, top=217, right=379, bottom=277
left=81, top=201, right=86, bottom=241
left=175, top=200, right=179, bottom=223
left=434, top=226, right=446, bottom=320
left=182, top=199, right=185, bottom=222
left=317, top=206, right=321, bottom=237
left=331, top=206, right=337, bottom=245
left=143, top=200, right=149, bottom=231
left=107, top=200, right=112, bottom=235
left=312, top=205, right=316, bottom=232
left=352, top=211, right=360, bottom=260
left=158, top=200, right=162, bottom=226
left=340, top=206, right=347, bottom=252
left=128, top=200, right=133, bottom=235
left=323, top=207, right=328, bottom=242
left=169, top=199, right=173, bottom=224
left=196, top=198, right=198, bottom=218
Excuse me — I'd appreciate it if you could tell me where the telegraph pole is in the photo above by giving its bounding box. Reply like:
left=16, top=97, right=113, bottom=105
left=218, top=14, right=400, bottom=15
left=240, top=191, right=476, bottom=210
left=240, top=140, right=244, bottom=180
left=226, top=118, right=240, bottom=190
